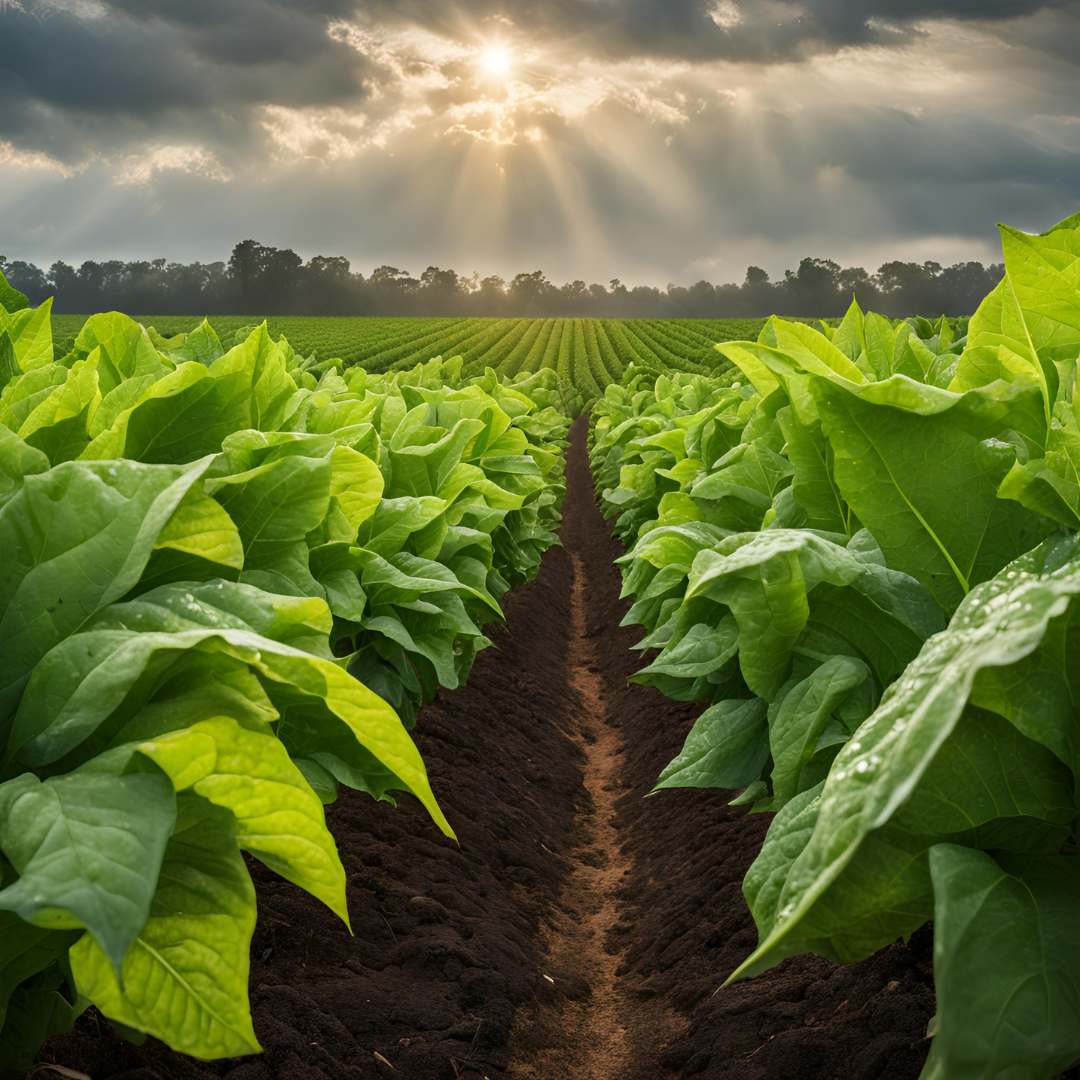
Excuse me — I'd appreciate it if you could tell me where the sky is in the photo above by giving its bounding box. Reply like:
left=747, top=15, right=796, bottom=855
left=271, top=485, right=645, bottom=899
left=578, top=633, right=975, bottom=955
left=2, top=0, right=1080, bottom=286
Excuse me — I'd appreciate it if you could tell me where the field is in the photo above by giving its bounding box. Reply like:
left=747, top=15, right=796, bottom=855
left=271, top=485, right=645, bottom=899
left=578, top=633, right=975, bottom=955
left=3, top=212, right=1080, bottom=1080
left=51, top=313, right=767, bottom=386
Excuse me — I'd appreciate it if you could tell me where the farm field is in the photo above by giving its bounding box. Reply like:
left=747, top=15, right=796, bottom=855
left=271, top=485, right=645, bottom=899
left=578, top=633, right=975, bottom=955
left=3, top=213, right=1080, bottom=1080
left=51, top=313, right=766, bottom=390
left=7, top=1, right=1080, bottom=1076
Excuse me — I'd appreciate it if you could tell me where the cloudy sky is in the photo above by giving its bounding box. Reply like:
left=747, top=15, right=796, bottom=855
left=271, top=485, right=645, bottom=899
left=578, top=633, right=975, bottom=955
left=2, top=0, right=1079, bottom=285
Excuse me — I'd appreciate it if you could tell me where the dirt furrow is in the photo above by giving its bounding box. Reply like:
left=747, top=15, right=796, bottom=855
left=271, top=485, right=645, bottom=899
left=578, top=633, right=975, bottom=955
left=506, top=546, right=684, bottom=1080
left=42, top=414, right=936, bottom=1080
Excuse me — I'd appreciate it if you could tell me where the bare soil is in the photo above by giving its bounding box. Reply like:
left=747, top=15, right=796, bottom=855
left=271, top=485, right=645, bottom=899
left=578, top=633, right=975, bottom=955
left=42, top=416, right=935, bottom=1080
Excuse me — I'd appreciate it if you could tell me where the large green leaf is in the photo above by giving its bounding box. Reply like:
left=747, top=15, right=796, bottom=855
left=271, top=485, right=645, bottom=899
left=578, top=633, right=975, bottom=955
left=768, top=655, right=869, bottom=807
left=0, top=770, right=176, bottom=975
left=0, top=427, right=48, bottom=510
left=6, top=297, right=53, bottom=373
left=777, top=405, right=853, bottom=534
left=209, top=440, right=331, bottom=596
left=0, top=457, right=212, bottom=715
left=0, top=982, right=81, bottom=1071
left=719, top=331, right=1051, bottom=612
left=654, top=697, right=768, bottom=791
left=82, top=360, right=255, bottom=463
left=923, top=846, right=1080, bottom=1080
left=138, top=716, right=350, bottom=926
left=811, top=376, right=1050, bottom=612
left=730, top=534, right=1080, bottom=982
left=0, top=273, right=29, bottom=314
left=64, top=312, right=167, bottom=393
left=330, top=443, right=384, bottom=530
left=9, top=581, right=454, bottom=839
left=70, top=793, right=261, bottom=1059
left=0, top=911, right=79, bottom=1031
left=686, top=530, right=939, bottom=699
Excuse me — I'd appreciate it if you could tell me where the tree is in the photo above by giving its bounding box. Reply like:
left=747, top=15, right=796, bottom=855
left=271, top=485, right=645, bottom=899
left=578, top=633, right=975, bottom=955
left=4, top=243, right=1002, bottom=319
left=228, top=240, right=265, bottom=313
left=509, top=271, right=556, bottom=315
left=1, top=260, right=49, bottom=304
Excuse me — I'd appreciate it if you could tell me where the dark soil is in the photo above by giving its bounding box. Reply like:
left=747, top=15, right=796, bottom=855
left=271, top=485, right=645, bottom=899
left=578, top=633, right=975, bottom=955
left=42, top=529, right=586, bottom=1079
left=558, top=417, right=937, bottom=1080
left=42, top=416, right=936, bottom=1080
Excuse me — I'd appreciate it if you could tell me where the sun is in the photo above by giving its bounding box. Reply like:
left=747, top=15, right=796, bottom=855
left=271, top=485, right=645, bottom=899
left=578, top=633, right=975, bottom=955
left=478, top=44, right=513, bottom=79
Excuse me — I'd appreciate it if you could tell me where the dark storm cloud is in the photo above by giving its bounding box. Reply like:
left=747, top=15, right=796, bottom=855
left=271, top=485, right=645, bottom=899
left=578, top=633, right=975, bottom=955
left=2, top=0, right=1080, bottom=283
left=1, top=0, right=1077, bottom=161
left=352, top=0, right=1080, bottom=63
left=571, top=0, right=1080, bottom=63
left=100, top=0, right=359, bottom=66
left=0, top=1, right=372, bottom=162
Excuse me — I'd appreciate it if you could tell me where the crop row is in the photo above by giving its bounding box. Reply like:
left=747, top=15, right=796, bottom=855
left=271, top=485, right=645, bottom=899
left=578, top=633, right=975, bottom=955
left=0, top=281, right=570, bottom=1069
left=591, top=214, right=1080, bottom=1080
left=51, top=315, right=768, bottom=401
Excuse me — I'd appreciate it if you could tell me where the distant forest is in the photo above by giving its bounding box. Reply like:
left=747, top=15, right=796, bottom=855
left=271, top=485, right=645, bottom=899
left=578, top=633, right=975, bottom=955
left=1, top=239, right=1004, bottom=319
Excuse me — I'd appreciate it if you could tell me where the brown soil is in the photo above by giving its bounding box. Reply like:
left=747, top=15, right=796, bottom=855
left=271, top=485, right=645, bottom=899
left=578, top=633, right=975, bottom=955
left=505, top=550, right=685, bottom=1080
left=555, top=417, right=937, bottom=1080
left=42, top=416, right=936, bottom=1080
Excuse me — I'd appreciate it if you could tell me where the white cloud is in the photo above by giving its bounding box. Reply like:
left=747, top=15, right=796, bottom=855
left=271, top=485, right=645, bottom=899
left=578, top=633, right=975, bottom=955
left=708, top=1, right=743, bottom=31
left=0, top=139, right=76, bottom=177
left=115, top=145, right=232, bottom=185
left=0, top=0, right=107, bottom=17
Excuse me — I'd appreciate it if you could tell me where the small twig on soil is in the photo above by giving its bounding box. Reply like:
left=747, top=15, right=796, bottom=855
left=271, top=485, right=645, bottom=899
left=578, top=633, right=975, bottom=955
left=744, top=1035, right=776, bottom=1060
left=448, top=1019, right=484, bottom=1077
left=466, top=1019, right=483, bottom=1060
left=379, top=908, right=398, bottom=942
left=373, top=1050, right=394, bottom=1068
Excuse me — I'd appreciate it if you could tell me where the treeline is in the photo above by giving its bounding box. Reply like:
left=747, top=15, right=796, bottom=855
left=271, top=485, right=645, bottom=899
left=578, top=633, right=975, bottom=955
left=1, top=240, right=1004, bottom=318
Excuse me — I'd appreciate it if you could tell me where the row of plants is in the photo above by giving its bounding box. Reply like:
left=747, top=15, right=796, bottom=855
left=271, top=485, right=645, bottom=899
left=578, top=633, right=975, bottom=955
left=53, top=313, right=770, bottom=410
left=0, top=276, right=570, bottom=1072
left=590, top=214, right=1080, bottom=1080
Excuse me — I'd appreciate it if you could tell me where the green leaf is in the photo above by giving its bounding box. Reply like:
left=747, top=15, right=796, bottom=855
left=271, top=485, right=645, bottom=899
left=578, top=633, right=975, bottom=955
left=0, top=272, right=28, bottom=315
left=654, top=698, right=769, bottom=791
left=82, top=360, right=254, bottom=463
left=19, top=357, right=100, bottom=464
left=0, top=456, right=212, bottom=714
left=65, top=313, right=166, bottom=393
left=151, top=484, right=245, bottom=570
left=138, top=716, right=350, bottom=927
left=686, top=530, right=936, bottom=699
left=998, top=413, right=1080, bottom=530
left=730, top=534, right=1080, bottom=983
left=812, top=376, right=1051, bottom=612
left=0, top=272, right=29, bottom=314
left=0, top=426, right=48, bottom=510
left=924, top=846, right=1080, bottom=1080
left=768, top=655, right=868, bottom=807
left=0, top=912, right=79, bottom=1031
left=172, top=318, right=224, bottom=366
left=0, top=984, right=79, bottom=1071
left=11, top=582, right=454, bottom=841
left=209, top=446, right=330, bottom=596
left=330, top=444, right=384, bottom=530
left=0, top=770, right=176, bottom=975
left=70, top=792, right=261, bottom=1059
left=0, top=334, right=19, bottom=390
left=8, top=297, right=54, bottom=372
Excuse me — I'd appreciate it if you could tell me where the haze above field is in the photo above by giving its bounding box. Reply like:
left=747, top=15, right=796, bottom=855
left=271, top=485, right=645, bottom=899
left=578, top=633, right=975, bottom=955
left=2, top=0, right=1079, bottom=285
